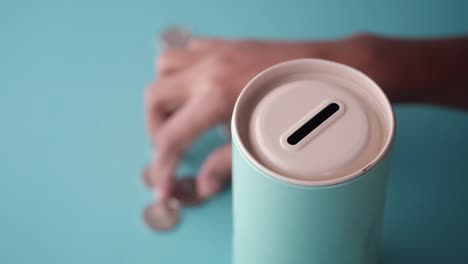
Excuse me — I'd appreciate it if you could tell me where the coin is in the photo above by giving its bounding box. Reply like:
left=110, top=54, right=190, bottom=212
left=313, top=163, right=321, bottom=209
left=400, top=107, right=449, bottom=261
left=143, top=199, right=180, bottom=231
left=160, top=26, right=191, bottom=49
left=172, top=178, right=201, bottom=207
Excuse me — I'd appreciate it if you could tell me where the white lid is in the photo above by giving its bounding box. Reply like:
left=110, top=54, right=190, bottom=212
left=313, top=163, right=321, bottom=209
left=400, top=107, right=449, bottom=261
left=232, top=59, right=395, bottom=186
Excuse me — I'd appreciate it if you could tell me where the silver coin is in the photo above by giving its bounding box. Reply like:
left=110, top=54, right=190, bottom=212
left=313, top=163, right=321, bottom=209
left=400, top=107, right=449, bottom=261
left=160, top=26, right=191, bottom=49
left=143, top=199, right=180, bottom=231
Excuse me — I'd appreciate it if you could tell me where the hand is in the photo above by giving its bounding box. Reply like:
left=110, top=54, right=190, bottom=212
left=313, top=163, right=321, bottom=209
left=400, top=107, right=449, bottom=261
left=144, top=35, right=384, bottom=201
left=144, top=34, right=468, bottom=202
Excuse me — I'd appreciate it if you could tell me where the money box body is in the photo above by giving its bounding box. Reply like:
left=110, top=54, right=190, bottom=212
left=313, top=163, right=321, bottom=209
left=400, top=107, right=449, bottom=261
left=231, top=59, right=395, bottom=264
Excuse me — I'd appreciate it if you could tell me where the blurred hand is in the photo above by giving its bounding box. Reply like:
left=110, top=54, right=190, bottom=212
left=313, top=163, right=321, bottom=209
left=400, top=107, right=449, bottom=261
left=144, top=35, right=387, bottom=201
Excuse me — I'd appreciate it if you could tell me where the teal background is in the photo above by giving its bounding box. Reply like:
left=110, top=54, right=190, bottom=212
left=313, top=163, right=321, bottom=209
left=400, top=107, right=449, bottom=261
left=1, top=0, right=467, bottom=263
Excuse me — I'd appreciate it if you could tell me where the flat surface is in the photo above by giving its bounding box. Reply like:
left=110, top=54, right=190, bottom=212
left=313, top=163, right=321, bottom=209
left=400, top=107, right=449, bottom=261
left=1, top=0, right=468, bottom=263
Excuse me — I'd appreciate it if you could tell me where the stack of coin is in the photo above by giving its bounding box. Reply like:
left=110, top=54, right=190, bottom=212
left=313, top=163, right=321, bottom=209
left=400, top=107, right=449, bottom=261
left=143, top=197, right=180, bottom=231
left=142, top=168, right=202, bottom=231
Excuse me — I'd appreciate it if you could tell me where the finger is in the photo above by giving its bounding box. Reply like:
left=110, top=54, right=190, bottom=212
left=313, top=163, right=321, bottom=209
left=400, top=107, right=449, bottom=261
left=156, top=92, right=226, bottom=152
left=144, top=80, right=188, bottom=141
left=156, top=49, right=204, bottom=76
left=188, top=38, right=225, bottom=51
left=148, top=150, right=179, bottom=199
left=150, top=94, right=226, bottom=200
left=196, top=144, right=232, bottom=199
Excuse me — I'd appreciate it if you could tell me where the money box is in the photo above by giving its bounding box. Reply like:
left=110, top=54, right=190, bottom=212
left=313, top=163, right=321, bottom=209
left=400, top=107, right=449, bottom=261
left=231, top=59, right=395, bottom=264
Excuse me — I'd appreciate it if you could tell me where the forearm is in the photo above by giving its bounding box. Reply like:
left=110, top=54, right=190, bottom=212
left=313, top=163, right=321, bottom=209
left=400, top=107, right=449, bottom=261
left=320, top=34, right=468, bottom=109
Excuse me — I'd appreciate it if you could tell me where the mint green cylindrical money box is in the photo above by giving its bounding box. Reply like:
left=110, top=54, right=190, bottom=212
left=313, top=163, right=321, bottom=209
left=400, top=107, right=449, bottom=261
left=231, top=59, right=395, bottom=264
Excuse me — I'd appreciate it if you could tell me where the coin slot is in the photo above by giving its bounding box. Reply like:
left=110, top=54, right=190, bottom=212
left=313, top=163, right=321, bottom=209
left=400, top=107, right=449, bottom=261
left=287, top=103, right=340, bottom=145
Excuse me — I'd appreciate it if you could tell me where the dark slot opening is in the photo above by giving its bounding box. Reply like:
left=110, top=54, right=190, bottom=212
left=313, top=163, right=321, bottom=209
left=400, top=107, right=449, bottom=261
left=287, top=103, right=340, bottom=145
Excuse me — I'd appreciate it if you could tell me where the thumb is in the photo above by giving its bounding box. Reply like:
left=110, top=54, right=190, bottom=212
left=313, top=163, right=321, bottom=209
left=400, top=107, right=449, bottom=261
left=196, top=143, right=232, bottom=200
